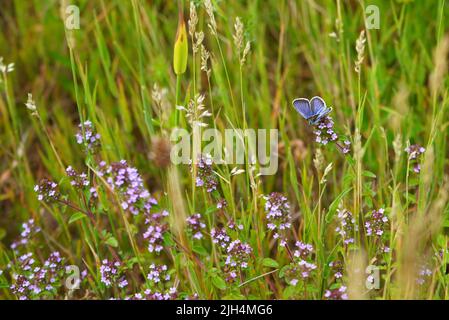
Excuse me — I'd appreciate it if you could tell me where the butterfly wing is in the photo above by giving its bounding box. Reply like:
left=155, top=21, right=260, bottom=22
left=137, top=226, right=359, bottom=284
left=311, top=96, right=333, bottom=123
left=292, top=98, right=313, bottom=119
left=318, top=106, right=332, bottom=118
left=310, top=96, right=327, bottom=115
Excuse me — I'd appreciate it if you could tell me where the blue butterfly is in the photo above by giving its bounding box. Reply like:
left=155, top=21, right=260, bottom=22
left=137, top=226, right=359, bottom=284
left=292, top=96, right=332, bottom=125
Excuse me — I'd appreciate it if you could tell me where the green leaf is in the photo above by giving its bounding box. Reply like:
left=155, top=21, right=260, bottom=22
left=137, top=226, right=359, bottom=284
left=325, top=187, right=352, bottom=223
left=68, top=212, right=87, bottom=224
left=306, top=284, right=319, bottom=293
left=105, top=236, right=118, bottom=247
left=282, top=285, right=296, bottom=299
left=205, top=205, right=218, bottom=215
left=408, top=177, right=419, bottom=187
left=406, top=193, right=416, bottom=204
left=212, top=275, right=227, bottom=290
left=279, top=265, right=290, bottom=278
left=346, top=156, right=356, bottom=167
left=223, top=291, right=245, bottom=299
left=163, top=232, right=175, bottom=247
left=126, top=257, right=139, bottom=268
left=192, top=245, right=208, bottom=256
left=262, top=258, right=279, bottom=268
left=363, top=170, right=377, bottom=178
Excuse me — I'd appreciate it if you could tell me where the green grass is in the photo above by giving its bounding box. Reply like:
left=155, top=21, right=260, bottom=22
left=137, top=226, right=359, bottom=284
left=0, top=0, right=448, bottom=300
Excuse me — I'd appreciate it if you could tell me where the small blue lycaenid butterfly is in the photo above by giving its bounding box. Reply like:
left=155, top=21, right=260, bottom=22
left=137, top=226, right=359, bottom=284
left=292, top=96, right=332, bottom=125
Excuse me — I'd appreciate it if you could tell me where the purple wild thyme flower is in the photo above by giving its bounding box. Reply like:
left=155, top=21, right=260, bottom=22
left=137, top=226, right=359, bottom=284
left=225, top=240, right=252, bottom=269
left=128, top=286, right=177, bottom=300
left=99, top=259, right=127, bottom=288
left=217, top=199, right=227, bottom=209
left=34, top=179, right=60, bottom=203
left=416, top=264, right=432, bottom=285
left=224, top=240, right=252, bottom=282
left=283, top=241, right=317, bottom=286
left=312, top=117, right=351, bottom=154
left=129, top=286, right=177, bottom=300
left=405, top=144, right=425, bottom=173
left=324, top=285, right=348, bottom=300
left=342, top=140, right=351, bottom=154
left=313, top=116, right=338, bottom=146
left=263, top=192, right=292, bottom=246
left=293, top=241, right=314, bottom=259
left=210, top=226, right=231, bottom=249
left=365, top=208, right=390, bottom=253
left=283, top=261, right=317, bottom=286
left=436, top=248, right=449, bottom=259
left=10, top=219, right=41, bottom=252
left=227, top=220, right=244, bottom=231
left=193, top=154, right=218, bottom=193
left=184, top=293, right=200, bottom=300
left=335, top=208, right=357, bottom=245
left=366, top=273, right=377, bottom=287
left=9, top=251, right=65, bottom=300
left=365, top=208, right=388, bottom=237
left=143, top=210, right=169, bottom=253
left=405, top=144, right=425, bottom=160
left=99, top=160, right=157, bottom=215
left=186, top=213, right=206, bottom=240
left=127, top=264, right=177, bottom=300
left=329, top=260, right=344, bottom=280
left=66, top=166, right=90, bottom=189
left=297, top=259, right=318, bottom=279
left=75, top=120, right=101, bottom=152
left=147, top=264, right=170, bottom=284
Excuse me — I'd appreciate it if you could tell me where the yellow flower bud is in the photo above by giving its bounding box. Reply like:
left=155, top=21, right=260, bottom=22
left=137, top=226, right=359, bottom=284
left=173, top=11, right=188, bottom=75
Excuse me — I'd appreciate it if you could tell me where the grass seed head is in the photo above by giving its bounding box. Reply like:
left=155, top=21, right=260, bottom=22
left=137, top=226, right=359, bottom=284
left=204, top=0, right=217, bottom=36
left=354, top=30, right=366, bottom=73
left=429, top=34, right=449, bottom=95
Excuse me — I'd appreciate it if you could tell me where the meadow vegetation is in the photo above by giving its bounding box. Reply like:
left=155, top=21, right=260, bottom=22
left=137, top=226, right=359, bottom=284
left=0, top=0, right=449, bottom=300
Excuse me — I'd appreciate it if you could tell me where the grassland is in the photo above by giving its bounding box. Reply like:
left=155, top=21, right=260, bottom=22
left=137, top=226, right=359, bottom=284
left=0, top=0, right=449, bottom=300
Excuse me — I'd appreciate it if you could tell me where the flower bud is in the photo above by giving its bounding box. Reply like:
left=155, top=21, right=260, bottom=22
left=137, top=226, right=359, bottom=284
left=173, top=10, right=188, bottom=75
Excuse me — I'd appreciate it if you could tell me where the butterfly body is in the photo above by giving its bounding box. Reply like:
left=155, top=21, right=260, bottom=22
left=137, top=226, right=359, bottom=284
left=292, top=96, right=332, bottom=125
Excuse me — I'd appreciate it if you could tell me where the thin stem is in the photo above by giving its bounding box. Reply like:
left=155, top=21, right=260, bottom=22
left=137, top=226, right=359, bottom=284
left=175, top=74, right=182, bottom=126
left=214, top=36, right=238, bottom=123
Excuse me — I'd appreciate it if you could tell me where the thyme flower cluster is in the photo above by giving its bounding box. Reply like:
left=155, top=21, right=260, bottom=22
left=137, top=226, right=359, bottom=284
left=34, top=179, right=60, bottom=203
left=405, top=144, right=425, bottom=173
left=186, top=213, right=206, bottom=240
left=99, top=160, right=157, bottom=216
left=75, top=120, right=101, bottom=152
left=311, top=115, right=351, bottom=154
left=66, top=166, right=97, bottom=198
left=324, top=285, right=348, bottom=300
left=365, top=208, right=390, bottom=253
left=127, top=264, right=177, bottom=300
left=143, top=210, right=169, bottom=253
left=99, top=259, right=128, bottom=288
left=335, top=208, right=357, bottom=245
left=211, top=226, right=231, bottom=249
left=11, top=219, right=41, bottom=252
left=284, top=241, right=317, bottom=286
left=329, top=260, right=344, bottom=279
left=9, top=252, right=65, bottom=300
left=416, top=264, right=432, bottom=285
left=264, top=192, right=292, bottom=246
left=194, top=154, right=218, bottom=193
left=224, top=240, right=252, bottom=282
